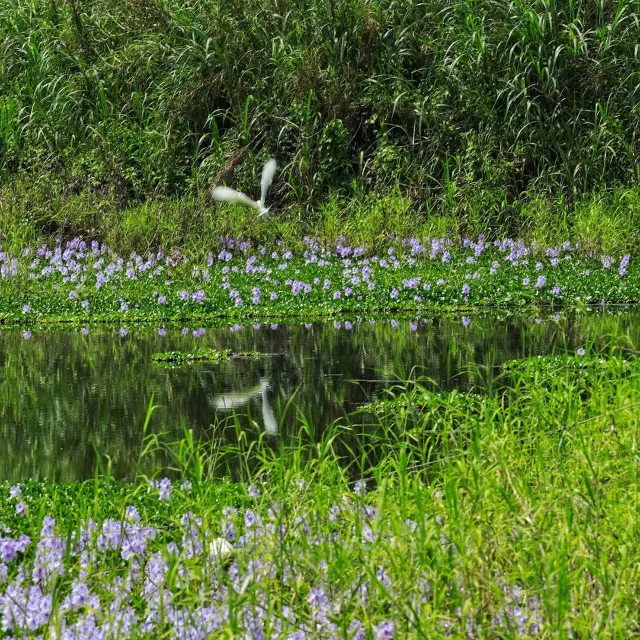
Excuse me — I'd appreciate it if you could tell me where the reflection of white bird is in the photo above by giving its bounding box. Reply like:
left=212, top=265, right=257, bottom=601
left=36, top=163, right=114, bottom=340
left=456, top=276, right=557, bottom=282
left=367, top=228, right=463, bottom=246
left=260, top=379, right=278, bottom=436
left=212, top=378, right=278, bottom=435
left=212, top=382, right=263, bottom=410
left=211, top=158, right=277, bottom=217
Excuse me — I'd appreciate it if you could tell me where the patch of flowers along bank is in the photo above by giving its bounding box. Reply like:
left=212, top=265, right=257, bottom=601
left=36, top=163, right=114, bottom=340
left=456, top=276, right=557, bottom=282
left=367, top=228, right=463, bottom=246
left=0, top=237, right=637, bottom=324
left=0, top=475, right=599, bottom=639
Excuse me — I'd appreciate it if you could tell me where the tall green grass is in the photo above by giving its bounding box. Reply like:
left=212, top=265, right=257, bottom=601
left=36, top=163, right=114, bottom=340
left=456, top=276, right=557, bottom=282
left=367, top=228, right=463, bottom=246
left=1, top=0, right=639, bottom=247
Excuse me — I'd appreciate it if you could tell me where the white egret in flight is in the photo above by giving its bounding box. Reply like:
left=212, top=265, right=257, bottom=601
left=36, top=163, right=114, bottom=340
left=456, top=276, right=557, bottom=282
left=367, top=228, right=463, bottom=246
left=211, top=158, right=277, bottom=216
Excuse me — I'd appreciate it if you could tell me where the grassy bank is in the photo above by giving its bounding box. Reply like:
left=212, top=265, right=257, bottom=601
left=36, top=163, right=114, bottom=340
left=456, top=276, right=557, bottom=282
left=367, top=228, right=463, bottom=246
left=0, top=352, right=638, bottom=637
left=0, top=236, right=637, bottom=325
left=1, top=0, right=639, bottom=250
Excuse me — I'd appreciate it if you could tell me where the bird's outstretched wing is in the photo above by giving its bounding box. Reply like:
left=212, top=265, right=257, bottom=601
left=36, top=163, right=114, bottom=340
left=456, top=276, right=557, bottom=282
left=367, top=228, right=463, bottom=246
left=259, top=159, right=277, bottom=208
left=211, top=186, right=259, bottom=210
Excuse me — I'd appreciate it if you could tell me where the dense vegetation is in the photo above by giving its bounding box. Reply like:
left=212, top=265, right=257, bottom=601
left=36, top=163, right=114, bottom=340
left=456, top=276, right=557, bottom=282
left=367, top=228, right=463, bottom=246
left=1, top=236, right=637, bottom=326
left=1, top=0, right=639, bottom=249
left=0, top=350, right=639, bottom=637
left=1, top=3, right=639, bottom=635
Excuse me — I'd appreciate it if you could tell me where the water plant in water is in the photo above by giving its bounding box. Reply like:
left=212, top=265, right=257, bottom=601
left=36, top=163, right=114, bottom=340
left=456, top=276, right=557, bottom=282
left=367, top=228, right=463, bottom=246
left=0, top=237, right=637, bottom=325
left=151, top=348, right=233, bottom=365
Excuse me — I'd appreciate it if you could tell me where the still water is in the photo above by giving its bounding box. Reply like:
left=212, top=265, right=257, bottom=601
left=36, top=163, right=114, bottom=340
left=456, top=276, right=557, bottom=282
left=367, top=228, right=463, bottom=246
left=1, top=308, right=637, bottom=481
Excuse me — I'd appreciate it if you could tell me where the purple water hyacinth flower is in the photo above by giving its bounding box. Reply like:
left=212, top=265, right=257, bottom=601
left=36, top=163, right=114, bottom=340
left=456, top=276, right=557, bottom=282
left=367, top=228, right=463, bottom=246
left=390, top=319, right=399, bottom=328
left=345, top=320, right=353, bottom=331
left=191, top=289, right=205, bottom=302
left=0, top=533, right=30, bottom=563
left=9, top=485, right=21, bottom=499
left=353, top=480, right=367, bottom=496
left=15, top=502, right=26, bottom=516
left=462, top=283, right=471, bottom=295
left=157, top=328, right=166, bottom=336
left=535, top=275, right=546, bottom=289
left=22, top=304, right=31, bottom=314
left=462, top=316, right=471, bottom=328
left=23, top=330, right=32, bottom=340
left=247, top=484, right=261, bottom=498
left=119, top=327, right=128, bottom=337
left=390, top=288, right=399, bottom=299
left=178, top=290, right=189, bottom=301
left=81, top=327, right=89, bottom=336
left=577, top=347, right=585, bottom=356
left=270, top=292, right=278, bottom=301
left=181, top=327, right=189, bottom=335
left=602, top=255, right=613, bottom=269
left=120, top=301, right=129, bottom=312
left=69, top=289, right=78, bottom=300
left=157, top=295, right=166, bottom=304
left=619, top=254, right=630, bottom=276
left=333, top=290, right=341, bottom=300
left=151, top=477, right=172, bottom=501
left=81, top=299, right=89, bottom=310
left=374, top=621, right=395, bottom=639
left=552, top=285, right=561, bottom=296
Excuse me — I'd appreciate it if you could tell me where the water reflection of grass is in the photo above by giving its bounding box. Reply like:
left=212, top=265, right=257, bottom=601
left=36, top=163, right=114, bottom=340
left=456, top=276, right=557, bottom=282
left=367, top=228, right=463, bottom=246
left=0, top=348, right=638, bottom=637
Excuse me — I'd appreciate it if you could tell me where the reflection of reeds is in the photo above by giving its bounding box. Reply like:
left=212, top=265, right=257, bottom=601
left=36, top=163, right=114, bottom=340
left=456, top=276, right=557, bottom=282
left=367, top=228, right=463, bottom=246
left=0, top=313, right=637, bottom=480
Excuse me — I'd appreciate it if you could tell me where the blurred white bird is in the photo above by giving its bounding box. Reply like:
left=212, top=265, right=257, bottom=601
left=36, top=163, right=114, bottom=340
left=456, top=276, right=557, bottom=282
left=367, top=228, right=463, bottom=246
left=211, top=158, right=277, bottom=216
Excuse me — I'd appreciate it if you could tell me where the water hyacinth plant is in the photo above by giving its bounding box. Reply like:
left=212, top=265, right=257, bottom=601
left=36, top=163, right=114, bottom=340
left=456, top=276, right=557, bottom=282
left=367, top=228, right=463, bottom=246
left=0, top=237, right=637, bottom=324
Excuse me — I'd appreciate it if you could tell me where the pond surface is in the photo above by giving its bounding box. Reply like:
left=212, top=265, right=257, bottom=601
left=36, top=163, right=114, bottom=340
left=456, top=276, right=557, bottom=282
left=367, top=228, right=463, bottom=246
left=1, top=308, right=638, bottom=481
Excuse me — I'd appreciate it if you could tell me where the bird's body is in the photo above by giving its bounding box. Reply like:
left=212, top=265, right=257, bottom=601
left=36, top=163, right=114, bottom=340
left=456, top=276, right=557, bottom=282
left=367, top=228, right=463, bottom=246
left=211, top=158, right=277, bottom=216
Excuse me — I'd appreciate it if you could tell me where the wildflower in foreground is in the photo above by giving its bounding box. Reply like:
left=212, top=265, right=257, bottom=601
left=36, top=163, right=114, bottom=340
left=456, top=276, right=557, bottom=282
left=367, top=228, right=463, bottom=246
left=150, top=477, right=172, bottom=501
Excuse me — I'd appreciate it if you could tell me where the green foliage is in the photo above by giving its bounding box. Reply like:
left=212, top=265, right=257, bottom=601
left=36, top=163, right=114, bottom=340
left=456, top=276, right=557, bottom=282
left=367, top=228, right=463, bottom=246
left=1, top=0, right=639, bottom=241
left=151, top=348, right=232, bottom=364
